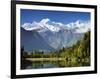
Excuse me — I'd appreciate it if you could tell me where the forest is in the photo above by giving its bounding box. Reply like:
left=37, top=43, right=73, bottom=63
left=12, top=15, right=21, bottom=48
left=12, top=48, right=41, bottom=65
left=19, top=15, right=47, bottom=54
left=21, top=31, right=90, bottom=68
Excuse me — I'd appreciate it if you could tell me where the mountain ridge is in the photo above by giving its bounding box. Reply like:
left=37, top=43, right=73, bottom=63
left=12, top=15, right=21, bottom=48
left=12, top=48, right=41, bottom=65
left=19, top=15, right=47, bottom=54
left=21, top=19, right=90, bottom=52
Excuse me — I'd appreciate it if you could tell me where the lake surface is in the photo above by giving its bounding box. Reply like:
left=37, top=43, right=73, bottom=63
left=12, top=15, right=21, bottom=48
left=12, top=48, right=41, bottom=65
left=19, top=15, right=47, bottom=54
left=21, top=58, right=90, bottom=69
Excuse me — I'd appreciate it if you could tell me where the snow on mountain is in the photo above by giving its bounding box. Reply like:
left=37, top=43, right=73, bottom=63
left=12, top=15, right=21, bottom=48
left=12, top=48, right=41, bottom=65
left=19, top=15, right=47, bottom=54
left=22, top=18, right=90, bottom=33
left=38, top=18, right=60, bottom=32
left=66, top=20, right=90, bottom=33
left=74, top=20, right=90, bottom=33
left=22, top=22, right=42, bottom=31
left=22, top=18, right=60, bottom=33
left=21, top=18, right=90, bottom=50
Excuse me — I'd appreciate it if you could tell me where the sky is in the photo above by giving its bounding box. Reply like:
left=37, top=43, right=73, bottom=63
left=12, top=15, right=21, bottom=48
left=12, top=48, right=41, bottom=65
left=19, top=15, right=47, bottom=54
left=21, top=9, right=91, bottom=51
left=21, top=9, right=90, bottom=25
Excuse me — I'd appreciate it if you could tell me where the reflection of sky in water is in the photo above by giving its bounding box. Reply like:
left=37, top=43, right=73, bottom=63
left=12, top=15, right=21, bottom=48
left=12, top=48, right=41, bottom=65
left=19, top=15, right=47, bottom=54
left=26, top=63, right=57, bottom=69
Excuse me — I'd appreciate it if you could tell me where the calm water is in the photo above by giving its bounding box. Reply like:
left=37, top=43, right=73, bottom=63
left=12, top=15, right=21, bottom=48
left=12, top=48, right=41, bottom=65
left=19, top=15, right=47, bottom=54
left=21, top=58, right=90, bottom=69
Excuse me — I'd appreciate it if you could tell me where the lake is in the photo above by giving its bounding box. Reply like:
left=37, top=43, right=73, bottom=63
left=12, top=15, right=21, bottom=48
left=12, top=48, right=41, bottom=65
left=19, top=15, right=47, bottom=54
left=21, top=58, right=90, bottom=69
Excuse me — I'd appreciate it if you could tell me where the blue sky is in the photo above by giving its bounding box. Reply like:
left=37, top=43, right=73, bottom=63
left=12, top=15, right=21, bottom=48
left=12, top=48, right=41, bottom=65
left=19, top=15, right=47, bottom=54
left=21, top=9, right=90, bottom=25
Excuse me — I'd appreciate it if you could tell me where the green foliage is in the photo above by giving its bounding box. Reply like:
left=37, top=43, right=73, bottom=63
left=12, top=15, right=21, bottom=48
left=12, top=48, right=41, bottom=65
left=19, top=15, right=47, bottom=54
left=60, top=31, right=90, bottom=59
left=21, top=31, right=90, bottom=68
left=21, top=31, right=90, bottom=61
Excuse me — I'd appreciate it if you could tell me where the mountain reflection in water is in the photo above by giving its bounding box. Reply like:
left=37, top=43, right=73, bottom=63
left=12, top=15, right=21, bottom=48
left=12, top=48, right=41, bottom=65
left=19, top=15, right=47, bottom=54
left=21, top=58, right=90, bottom=69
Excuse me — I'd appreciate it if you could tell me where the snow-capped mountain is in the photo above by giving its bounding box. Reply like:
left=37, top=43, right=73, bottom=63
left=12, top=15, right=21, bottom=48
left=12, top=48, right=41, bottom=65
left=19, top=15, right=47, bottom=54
left=66, top=20, right=90, bottom=33
left=21, top=18, right=90, bottom=51
left=22, top=18, right=61, bottom=33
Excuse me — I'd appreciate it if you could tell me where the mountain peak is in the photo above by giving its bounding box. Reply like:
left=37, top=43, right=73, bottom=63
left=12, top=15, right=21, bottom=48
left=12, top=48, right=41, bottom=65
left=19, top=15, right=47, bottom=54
left=21, top=18, right=90, bottom=34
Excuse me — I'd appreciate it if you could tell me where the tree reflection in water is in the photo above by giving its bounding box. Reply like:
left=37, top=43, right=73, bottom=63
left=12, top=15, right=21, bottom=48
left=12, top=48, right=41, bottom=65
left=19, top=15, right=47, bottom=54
left=21, top=58, right=90, bottom=69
